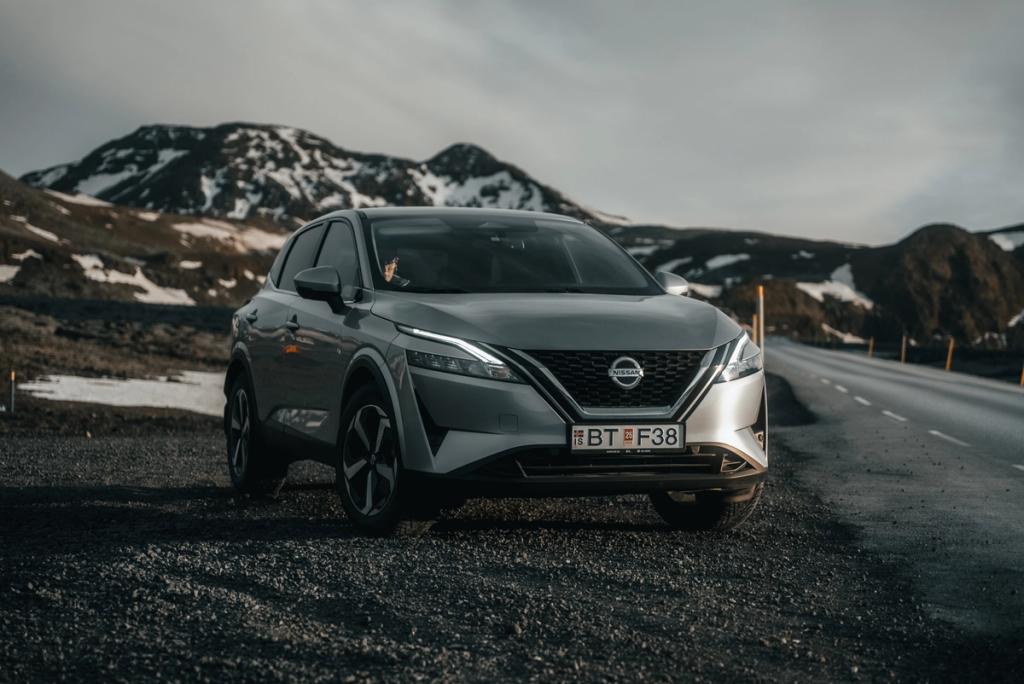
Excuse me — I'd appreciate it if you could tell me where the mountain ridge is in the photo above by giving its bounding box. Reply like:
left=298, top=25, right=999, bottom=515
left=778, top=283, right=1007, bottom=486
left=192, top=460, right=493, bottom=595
left=21, top=122, right=601, bottom=226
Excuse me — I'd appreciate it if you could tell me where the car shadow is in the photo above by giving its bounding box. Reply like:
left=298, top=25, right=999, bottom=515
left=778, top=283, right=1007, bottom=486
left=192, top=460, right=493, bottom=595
left=0, top=483, right=359, bottom=556
left=1, top=482, right=680, bottom=553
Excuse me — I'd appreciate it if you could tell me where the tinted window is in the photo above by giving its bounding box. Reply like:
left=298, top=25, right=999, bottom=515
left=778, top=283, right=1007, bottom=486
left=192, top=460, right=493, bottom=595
left=278, top=224, right=325, bottom=292
left=367, top=216, right=658, bottom=295
left=268, top=243, right=288, bottom=286
left=315, top=220, right=359, bottom=286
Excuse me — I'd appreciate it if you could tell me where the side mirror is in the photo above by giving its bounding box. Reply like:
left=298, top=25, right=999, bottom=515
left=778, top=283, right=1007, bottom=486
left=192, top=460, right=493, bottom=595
left=294, top=266, right=342, bottom=303
left=655, top=270, right=690, bottom=296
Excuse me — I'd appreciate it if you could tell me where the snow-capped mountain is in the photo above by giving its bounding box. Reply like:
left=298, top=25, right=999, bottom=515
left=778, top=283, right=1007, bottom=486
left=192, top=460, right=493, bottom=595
left=21, top=123, right=605, bottom=226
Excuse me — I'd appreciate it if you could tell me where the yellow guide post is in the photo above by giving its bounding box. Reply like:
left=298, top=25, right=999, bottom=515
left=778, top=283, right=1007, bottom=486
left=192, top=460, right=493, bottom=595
left=945, top=337, right=955, bottom=372
left=756, top=285, right=765, bottom=359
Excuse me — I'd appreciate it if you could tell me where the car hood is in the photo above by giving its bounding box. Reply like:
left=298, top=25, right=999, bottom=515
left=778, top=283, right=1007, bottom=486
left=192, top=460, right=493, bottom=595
left=371, top=291, right=740, bottom=351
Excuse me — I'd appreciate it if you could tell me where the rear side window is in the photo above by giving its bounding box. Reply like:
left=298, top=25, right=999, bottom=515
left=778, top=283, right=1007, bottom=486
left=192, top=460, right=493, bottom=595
left=277, top=224, right=325, bottom=292
left=268, top=243, right=289, bottom=286
left=315, top=220, right=360, bottom=286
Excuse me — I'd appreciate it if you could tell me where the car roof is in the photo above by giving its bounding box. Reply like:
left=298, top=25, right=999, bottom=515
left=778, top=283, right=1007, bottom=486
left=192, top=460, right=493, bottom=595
left=314, top=206, right=585, bottom=225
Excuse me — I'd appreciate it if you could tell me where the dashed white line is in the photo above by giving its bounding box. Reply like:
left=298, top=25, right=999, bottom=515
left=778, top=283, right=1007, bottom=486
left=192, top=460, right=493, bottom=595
left=1014, top=465, right=1024, bottom=473
left=854, top=396, right=871, bottom=406
left=882, top=410, right=908, bottom=423
left=820, top=378, right=831, bottom=385
left=835, top=385, right=849, bottom=393
left=928, top=430, right=970, bottom=447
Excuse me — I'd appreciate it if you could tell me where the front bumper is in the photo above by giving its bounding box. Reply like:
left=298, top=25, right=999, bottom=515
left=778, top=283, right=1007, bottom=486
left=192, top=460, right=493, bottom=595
left=388, top=334, right=767, bottom=493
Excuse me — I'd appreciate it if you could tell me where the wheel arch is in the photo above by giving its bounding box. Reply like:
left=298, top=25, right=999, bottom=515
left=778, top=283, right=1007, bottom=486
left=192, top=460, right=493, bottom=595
left=340, top=347, right=407, bottom=457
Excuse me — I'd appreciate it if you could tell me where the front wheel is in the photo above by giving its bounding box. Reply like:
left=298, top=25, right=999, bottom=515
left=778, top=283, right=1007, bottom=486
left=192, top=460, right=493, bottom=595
left=336, top=385, right=406, bottom=534
left=649, top=483, right=764, bottom=531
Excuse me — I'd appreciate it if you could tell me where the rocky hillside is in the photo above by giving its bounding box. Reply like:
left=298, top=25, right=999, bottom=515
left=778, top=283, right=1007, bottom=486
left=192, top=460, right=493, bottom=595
left=20, top=123, right=615, bottom=227
left=0, top=170, right=282, bottom=306
left=12, top=122, right=1024, bottom=350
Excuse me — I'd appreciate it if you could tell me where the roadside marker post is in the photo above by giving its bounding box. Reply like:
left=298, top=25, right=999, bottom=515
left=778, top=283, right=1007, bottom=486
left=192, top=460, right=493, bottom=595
left=945, top=337, right=955, bottom=372
left=752, top=314, right=759, bottom=346
left=8, top=369, right=14, bottom=416
left=900, top=335, right=908, bottom=364
left=867, top=337, right=875, bottom=358
left=1019, top=362, right=1023, bottom=386
left=756, top=285, right=765, bottom=359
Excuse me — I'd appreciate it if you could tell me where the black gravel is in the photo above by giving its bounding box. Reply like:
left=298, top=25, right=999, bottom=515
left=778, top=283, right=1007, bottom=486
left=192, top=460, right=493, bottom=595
left=1, top=378, right=1021, bottom=681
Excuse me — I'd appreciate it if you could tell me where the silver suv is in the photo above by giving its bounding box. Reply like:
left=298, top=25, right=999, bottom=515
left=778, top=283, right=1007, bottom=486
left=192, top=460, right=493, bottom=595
left=225, top=208, right=766, bottom=533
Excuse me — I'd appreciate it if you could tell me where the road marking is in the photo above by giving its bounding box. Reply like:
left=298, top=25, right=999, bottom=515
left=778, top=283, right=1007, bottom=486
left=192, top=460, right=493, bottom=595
left=854, top=396, right=871, bottom=406
left=927, top=430, right=970, bottom=447
left=835, top=385, right=849, bottom=393
left=1014, top=465, right=1024, bottom=473
left=882, top=410, right=908, bottom=423
left=820, top=378, right=831, bottom=385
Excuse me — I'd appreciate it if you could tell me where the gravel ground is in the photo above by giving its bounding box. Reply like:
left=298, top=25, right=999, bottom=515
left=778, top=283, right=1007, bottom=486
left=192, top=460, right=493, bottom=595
left=1, top=377, right=1020, bottom=681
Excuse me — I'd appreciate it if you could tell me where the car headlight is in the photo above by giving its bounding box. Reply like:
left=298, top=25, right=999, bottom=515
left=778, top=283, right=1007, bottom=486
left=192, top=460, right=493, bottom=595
left=716, top=332, right=762, bottom=383
left=399, top=326, right=524, bottom=383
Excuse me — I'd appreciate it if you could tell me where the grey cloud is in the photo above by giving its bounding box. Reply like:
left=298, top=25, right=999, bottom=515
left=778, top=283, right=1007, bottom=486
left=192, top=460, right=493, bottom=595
left=1, top=0, right=1022, bottom=243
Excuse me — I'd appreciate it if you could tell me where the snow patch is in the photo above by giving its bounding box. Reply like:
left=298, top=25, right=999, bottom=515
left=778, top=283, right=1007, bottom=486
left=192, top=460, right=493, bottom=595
left=172, top=220, right=286, bottom=253
left=217, top=278, right=237, bottom=289
left=626, top=245, right=661, bottom=257
left=136, top=211, right=160, bottom=222
left=178, top=260, right=203, bottom=270
left=12, top=249, right=42, bottom=262
left=688, top=282, right=723, bottom=299
left=19, top=371, right=224, bottom=417
left=0, top=265, right=20, bottom=283
left=796, top=264, right=874, bottom=310
left=24, top=223, right=61, bottom=243
left=821, top=323, right=866, bottom=344
left=989, top=230, right=1024, bottom=251
left=705, top=253, right=750, bottom=270
left=76, top=169, right=136, bottom=197
left=655, top=256, right=693, bottom=272
left=45, top=189, right=113, bottom=207
left=792, top=250, right=815, bottom=259
left=72, top=253, right=195, bottom=305
left=1009, top=309, right=1024, bottom=327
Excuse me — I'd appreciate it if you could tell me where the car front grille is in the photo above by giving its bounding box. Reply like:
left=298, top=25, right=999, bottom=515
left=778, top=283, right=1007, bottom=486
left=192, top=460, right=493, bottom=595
left=523, top=349, right=708, bottom=409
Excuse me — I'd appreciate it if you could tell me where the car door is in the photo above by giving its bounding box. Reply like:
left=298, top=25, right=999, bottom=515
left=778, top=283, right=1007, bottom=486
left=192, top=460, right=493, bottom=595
left=287, top=218, right=363, bottom=444
left=245, top=238, right=295, bottom=425
left=264, top=222, right=326, bottom=434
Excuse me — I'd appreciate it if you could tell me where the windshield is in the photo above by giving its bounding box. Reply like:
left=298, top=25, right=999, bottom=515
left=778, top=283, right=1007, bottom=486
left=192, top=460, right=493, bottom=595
left=367, top=215, right=659, bottom=295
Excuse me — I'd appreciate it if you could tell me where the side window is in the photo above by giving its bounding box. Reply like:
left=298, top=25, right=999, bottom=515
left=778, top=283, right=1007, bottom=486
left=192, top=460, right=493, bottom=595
left=268, top=241, right=289, bottom=286
left=315, top=220, right=359, bottom=286
left=277, top=224, right=325, bottom=292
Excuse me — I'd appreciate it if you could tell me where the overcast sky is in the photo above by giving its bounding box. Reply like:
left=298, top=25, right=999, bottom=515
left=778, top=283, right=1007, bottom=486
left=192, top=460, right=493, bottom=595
left=1, top=0, right=1022, bottom=243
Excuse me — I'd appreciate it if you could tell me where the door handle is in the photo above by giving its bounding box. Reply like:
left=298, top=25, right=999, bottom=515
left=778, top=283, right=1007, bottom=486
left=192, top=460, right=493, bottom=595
left=285, top=316, right=300, bottom=331
left=245, top=310, right=258, bottom=322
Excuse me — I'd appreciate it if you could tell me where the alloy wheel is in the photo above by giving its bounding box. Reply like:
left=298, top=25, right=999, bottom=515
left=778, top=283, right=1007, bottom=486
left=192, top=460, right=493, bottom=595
left=228, top=388, right=251, bottom=477
left=342, top=404, right=398, bottom=516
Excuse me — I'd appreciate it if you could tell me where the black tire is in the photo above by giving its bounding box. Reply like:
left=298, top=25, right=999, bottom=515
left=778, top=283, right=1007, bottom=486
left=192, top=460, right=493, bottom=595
left=335, top=384, right=408, bottom=535
left=649, top=483, right=764, bottom=532
left=225, top=373, right=287, bottom=497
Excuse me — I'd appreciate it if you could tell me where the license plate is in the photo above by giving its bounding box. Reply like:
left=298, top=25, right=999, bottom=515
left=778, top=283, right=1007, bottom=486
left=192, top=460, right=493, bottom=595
left=570, top=424, right=684, bottom=453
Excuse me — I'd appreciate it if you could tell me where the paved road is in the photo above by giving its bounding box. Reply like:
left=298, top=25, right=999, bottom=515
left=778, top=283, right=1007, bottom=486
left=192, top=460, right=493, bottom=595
left=768, top=338, right=1024, bottom=634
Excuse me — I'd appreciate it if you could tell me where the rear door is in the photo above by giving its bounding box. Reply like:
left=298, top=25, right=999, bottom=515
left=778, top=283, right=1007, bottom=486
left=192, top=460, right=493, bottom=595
left=288, top=218, right=363, bottom=443
left=263, top=223, right=326, bottom=432
left=246, top=241, right=294, bottom=424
